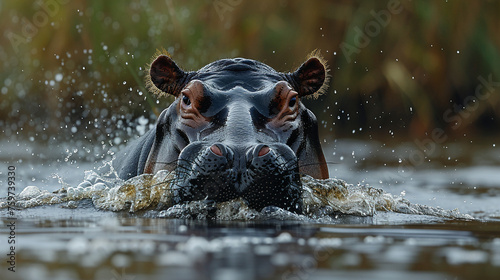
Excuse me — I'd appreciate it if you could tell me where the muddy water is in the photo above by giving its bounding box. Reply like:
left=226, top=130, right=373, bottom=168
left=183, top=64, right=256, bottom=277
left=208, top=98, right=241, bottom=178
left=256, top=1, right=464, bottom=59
left=1, top=139, right=500, bottom=280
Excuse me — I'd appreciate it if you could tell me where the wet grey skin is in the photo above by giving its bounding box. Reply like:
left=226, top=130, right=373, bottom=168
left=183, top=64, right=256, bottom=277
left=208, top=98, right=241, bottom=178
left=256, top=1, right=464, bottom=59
left=113, top=54, right=330, bottom=214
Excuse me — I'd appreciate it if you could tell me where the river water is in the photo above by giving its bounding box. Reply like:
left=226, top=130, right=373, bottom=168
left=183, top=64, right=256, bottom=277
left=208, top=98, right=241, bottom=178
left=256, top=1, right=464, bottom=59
left=1, top=138, right=499, bottom=279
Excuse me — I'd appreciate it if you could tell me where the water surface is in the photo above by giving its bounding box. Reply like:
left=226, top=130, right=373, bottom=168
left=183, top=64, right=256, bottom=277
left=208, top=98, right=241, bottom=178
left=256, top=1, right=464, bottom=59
left=1, top=138, right=499, bottom=280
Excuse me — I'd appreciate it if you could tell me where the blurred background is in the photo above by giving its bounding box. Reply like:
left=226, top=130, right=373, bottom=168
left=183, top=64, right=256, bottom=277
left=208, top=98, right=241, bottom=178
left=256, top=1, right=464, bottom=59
left=1, top=0, right=499, bottom=153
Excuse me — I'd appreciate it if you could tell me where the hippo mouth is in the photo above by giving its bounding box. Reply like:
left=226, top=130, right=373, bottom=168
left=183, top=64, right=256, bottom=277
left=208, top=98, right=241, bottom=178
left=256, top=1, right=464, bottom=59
left=169, top=142, right=303, bottom=214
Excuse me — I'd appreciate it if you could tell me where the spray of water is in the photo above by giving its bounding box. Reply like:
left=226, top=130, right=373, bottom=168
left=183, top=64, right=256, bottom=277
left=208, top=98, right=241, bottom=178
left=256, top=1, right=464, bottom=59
left=0, top=170, right=474, bottom=221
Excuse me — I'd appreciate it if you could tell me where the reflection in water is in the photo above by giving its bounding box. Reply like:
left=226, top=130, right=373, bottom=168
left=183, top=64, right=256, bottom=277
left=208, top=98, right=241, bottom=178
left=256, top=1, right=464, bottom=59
left=1, top=216, right=499, bottom=280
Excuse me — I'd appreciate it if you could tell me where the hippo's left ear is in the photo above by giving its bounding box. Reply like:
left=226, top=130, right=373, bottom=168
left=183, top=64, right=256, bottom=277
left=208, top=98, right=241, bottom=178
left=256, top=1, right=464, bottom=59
left=148, top=55, right=193, bottom=97
left=287, top=55, right=330, bottom=98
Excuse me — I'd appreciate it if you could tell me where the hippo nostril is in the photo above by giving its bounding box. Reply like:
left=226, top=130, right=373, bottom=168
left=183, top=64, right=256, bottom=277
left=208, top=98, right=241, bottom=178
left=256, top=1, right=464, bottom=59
left=210, top=144, right=223, bottom=157
left=257, top=145, right=270, bottom=157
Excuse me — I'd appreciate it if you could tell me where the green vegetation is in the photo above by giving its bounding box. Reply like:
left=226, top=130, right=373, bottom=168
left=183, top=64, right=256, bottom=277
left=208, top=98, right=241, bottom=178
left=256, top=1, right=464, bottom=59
left=1, top=0, right=499, bottom=144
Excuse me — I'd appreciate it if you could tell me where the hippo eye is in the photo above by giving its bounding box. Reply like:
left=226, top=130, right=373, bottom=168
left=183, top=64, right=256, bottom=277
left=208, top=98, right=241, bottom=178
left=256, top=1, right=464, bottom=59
left=182, top=94, right=191, bottom=106
left=288, top=96, right=297, bottom=108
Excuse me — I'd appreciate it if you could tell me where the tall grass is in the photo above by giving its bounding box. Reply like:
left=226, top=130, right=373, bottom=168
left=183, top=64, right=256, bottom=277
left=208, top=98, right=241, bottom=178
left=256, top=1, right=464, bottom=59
left=0, top=0, right=498, bottom=143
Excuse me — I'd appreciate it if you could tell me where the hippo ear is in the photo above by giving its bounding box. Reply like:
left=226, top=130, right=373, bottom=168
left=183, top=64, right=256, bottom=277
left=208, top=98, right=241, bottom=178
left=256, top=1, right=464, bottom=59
left=148, top=55, right=191, bottom=97
left=289, top=56, right=330, bottom=98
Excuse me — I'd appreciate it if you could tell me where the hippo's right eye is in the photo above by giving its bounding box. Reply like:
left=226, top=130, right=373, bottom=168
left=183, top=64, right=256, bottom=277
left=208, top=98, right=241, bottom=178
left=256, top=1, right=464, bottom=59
left=182, top=94, right=191, bottom=106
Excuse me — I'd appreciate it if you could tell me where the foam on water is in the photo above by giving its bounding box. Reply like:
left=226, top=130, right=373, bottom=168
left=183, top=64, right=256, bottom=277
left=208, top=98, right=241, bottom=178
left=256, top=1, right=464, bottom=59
left=0, top=170, right=474, bottom=221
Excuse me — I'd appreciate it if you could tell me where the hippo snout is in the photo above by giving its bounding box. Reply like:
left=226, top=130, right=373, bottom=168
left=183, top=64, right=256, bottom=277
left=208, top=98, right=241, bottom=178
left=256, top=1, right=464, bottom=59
left=171, top=142, right=303, bottom=213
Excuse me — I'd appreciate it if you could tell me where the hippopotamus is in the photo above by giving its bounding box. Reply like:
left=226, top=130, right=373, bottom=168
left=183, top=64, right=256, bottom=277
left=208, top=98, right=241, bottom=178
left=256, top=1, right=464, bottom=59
left=113, top=53, right=329, bottom=213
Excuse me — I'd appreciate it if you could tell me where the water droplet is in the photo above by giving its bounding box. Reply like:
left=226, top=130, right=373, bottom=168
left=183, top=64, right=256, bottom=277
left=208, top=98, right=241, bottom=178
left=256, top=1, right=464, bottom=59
left=55, top=73, right=63, bottom=82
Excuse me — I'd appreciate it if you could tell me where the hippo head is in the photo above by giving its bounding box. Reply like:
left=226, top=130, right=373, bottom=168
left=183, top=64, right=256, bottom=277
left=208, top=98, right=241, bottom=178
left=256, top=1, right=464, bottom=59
left=143, top=54, right=329, bottom=213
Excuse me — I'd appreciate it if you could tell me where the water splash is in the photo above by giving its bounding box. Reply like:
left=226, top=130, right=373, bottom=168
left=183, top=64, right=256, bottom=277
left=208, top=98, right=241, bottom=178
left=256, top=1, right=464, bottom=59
left=300, top=176, right=474, bottom=220
left=0, top=171, right=474, bottom=221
